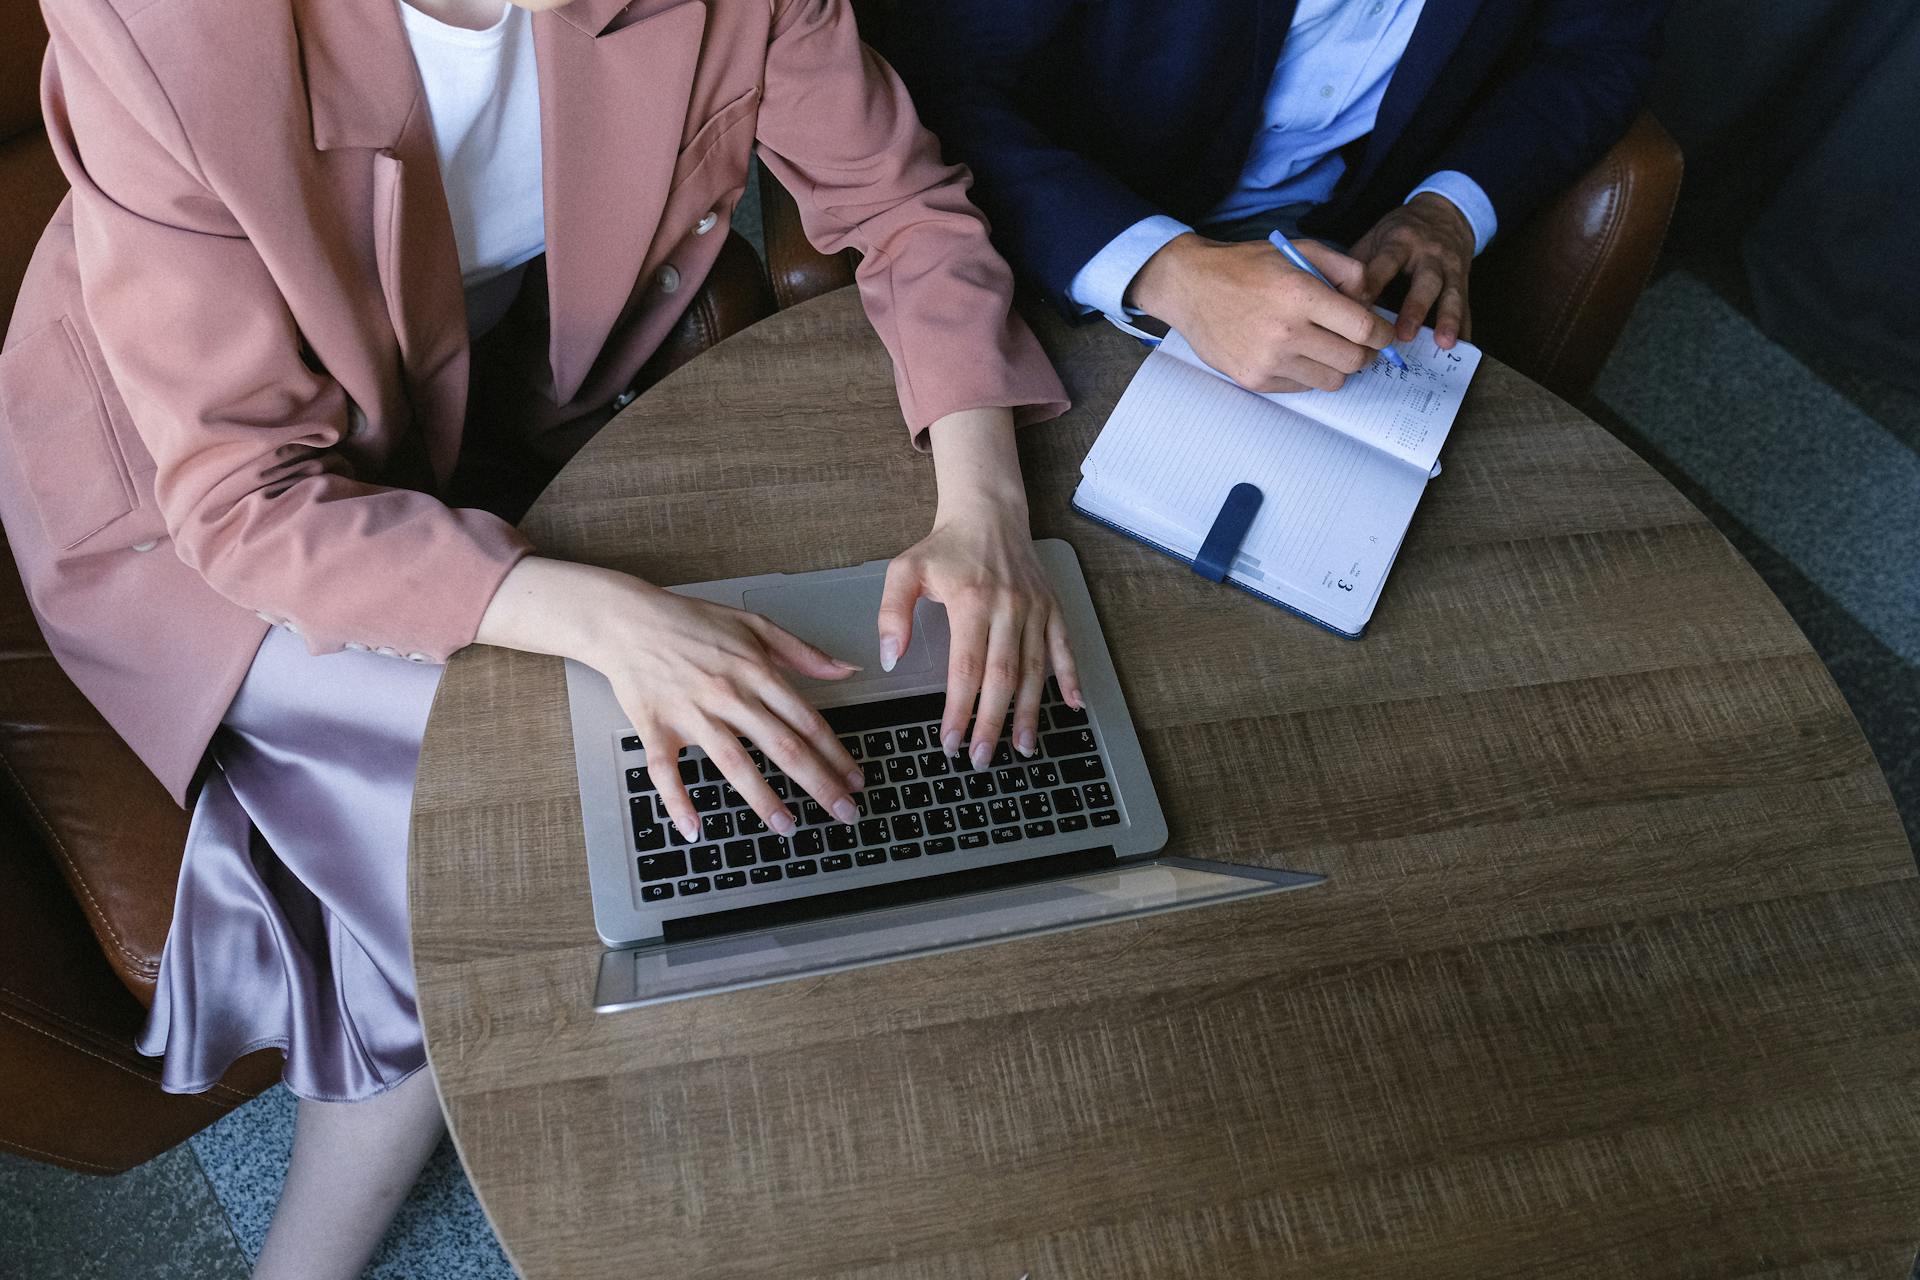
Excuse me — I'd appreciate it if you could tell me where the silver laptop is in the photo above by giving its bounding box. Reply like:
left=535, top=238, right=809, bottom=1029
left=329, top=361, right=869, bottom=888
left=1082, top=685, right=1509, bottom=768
left=567, top=539, right=1321, bottom=1010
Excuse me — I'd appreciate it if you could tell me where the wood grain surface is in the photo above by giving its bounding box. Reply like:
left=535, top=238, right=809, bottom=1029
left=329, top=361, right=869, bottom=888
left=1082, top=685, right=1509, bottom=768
left=410, top=288, right=1920, bottom=1279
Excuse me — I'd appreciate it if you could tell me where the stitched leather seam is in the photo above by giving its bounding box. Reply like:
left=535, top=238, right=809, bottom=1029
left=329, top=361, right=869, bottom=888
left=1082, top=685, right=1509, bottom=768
left=0, top=749, right=157, bottom=974
left=1542, top=157, right=1625, bottom=375
left=0, top=982, right=253, bottom=1103
left=0, top=1005, right=222, bottom=1109
left=0, top=1137, right=123, bottom=1173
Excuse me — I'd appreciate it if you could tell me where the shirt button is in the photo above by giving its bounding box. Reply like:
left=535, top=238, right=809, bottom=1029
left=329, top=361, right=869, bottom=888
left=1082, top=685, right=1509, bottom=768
left=130, top=540, right=157, bottom=552
left=1370, top=1, right=1384, bottom=13
left=345, top=642, right=370, bottom=652
left=612, top=387, right=639, bottom=410
left=1320, top=84, right=1335, bottom=98
left=694, top=211, right=718, bottom=236
left=657, top=265, right=681, bottom=294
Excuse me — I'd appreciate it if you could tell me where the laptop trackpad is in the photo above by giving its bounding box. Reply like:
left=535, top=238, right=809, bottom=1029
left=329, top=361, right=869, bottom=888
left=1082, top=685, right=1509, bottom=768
left=742, top=575, right=944, bottom=686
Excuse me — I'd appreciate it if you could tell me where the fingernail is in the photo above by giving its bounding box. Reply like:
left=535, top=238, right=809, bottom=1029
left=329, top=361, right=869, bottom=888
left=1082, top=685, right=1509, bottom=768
left=970, top=741, right=992, bottom=770
left=941, top=730, right=961, bottom=756
left=845, top=768, right=865, bottom=790
left=770, top=810, right=796, bottom=837
left=1016, top=730, right=1036, bottom=757
left=677, top=817, right=701, bottom=841
left=832, top=799, right=859, bottom=825
left=1069, top=688, right=1085, bottom=710
left=836, top=660, right=863, bottom=672
left=879, top=638, right=899, bottom=672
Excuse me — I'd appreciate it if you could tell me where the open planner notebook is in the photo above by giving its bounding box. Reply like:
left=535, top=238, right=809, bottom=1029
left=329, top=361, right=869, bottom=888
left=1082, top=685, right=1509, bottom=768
left=1073, top=323, right=1481, bottom=637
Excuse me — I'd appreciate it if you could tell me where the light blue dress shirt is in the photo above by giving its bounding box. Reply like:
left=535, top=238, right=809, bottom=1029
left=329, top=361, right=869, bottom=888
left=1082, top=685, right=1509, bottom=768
left=1068, top=0, right=1499, bottom=321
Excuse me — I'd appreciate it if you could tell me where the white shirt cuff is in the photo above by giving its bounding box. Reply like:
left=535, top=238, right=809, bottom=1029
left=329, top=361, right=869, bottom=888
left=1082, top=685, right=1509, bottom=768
left=1407, top=171, right=1498, bottom=257
left=1067, top=214, right=1195, bottom=321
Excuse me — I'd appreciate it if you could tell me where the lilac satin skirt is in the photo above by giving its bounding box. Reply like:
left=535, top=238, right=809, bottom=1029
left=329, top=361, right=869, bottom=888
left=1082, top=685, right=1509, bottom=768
left=136, top=626, right=444, bottom=1102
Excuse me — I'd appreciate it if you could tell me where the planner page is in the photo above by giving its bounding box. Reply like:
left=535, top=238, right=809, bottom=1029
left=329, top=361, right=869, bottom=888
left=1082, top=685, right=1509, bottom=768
left=1076, top=347, right=1429, bottom=636
left=1157, top=318, right=1479, bottom=475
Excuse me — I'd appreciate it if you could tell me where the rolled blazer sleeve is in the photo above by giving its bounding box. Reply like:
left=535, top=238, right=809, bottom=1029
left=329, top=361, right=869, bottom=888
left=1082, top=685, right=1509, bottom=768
left=752, top=0, right=1069, bottom=447
left=41, top=0, right=531, bottom=662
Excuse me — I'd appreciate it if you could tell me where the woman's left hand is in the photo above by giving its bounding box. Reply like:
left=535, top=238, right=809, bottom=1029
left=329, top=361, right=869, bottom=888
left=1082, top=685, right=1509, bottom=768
left=876, top=407, right=1083, bottom=769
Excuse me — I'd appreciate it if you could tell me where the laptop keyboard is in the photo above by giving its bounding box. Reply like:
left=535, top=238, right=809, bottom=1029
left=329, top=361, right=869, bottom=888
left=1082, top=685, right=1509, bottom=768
left=622, top=681, right=1119, bottom=905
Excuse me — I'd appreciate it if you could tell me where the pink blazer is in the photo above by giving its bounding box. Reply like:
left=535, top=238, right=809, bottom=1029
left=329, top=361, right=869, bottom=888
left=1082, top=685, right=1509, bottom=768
left=0, top=0, right=1069, bottom=805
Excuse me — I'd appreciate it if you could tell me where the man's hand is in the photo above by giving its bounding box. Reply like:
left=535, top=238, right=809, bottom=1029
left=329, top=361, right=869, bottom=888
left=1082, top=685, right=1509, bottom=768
left=1350, top=192, right=1475, bottom=348
left=1127, top=233, right=1395, bottom=394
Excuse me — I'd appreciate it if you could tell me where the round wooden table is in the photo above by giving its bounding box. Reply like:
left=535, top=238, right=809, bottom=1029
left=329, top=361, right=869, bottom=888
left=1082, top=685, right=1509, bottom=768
left=410, top=288, right=1920, bottom=1279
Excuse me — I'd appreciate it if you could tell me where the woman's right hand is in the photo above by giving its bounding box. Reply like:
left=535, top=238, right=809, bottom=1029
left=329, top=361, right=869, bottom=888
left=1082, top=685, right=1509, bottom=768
left=475, top=556, right=864, bottom=843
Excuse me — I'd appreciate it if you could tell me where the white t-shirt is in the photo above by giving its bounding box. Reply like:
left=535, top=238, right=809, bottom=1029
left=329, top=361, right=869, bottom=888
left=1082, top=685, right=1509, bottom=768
left=396, top=0, right=546, bottom=337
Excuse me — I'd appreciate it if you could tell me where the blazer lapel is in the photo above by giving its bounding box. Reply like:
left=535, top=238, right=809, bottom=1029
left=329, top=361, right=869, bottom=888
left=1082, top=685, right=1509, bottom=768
left=295, top=0, right=469, bottom=486
left=535, top=0, right=708, bottom=406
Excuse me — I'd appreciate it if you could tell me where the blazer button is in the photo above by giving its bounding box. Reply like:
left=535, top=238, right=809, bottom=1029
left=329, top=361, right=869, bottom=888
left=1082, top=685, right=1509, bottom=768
left=255, top=611, right=276, bottom=624
left=344, top=642, right=370, bottom=652
left=694, top=211, right=718, bottom=236
left=130, top=540, right=158, bottom=552
left=405, top=651, right=432, bottom=663
left=657, top=264, right=681, bottom=294
left=375, top=646, right=399, bottom=658
left=611, top=387, right=639, bottom=411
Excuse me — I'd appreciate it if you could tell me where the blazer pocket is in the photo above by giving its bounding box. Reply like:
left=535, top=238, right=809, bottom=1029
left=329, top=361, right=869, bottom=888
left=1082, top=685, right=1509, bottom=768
left=674, top=88, right=760, bottom=188
left=0, top=316, right=137, bottom=549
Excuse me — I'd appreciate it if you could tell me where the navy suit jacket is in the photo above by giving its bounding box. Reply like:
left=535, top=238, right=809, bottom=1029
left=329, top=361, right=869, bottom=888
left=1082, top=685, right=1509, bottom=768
left=883, top=0, right=1670, bottom=316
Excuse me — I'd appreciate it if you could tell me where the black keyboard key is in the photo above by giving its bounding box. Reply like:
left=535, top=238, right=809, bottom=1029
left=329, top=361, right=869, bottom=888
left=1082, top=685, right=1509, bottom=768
left=1058, top=814, right=1089, bottom=833
left=801, top=799, right=830, bottom=826
left=690, top=785, right=723, bottom=813
left=758, top=835, right=792, bottom=862
left=1044, top=676, right=1063, bottom=703
left=631, top=806, right=667, bottom=852
left=1020, top=793, right=1054, bottom=820
left=890, top=812, right=924, bottom=841
left=720, top=784, right=744, bottom=809
left=858, top=817, right=891, bottom=846
left=768, top=774, right=790, bottom=799
left=924, top=807, right=957, bottom=835
left=990, top=742, right=1014, bottom=767
left=750, top=866, right=783, bottom=884
left=965, top=773, right=998, bottom=799
left=723, top=840, right=757, bottom=868
left=1044, top=729, right=1097, bottom=758
left=889, top=843, right=922, bottom=860
left=988, top=798, right=1020, bottom=826
left=636, top=851, right=688, bottom=882
left=625, top=767, right=654, bottom=793
left=995, top=767, right=1029, bottom=794
left=714, top=871, right=747, bottom=890
left=839, top=734, right=863, bottom=760
left=736, top=810, right=768, bottom=837
left=901, top=782, right=932, bottom=810
left=1061, top=756, right=1107, bottom=784
left=1091, top=809, right=1121, bottom=827
left=868, top=786, right=902, bottom=815
left=701, top=813, right=734, bottom=842
left=959, top=831, right=989, bottom=850
left=786, top=860, right=819, bottom=877
left=932, top=778, right=965, bottom=804
left=821, top=854, right=853, bottom=872
left=690, top=846, right=723, bottom=874
left=678, top=758, right=700, bottom=786
left=747, top=747, right=766, bottom=770
left=855, top=848, right=887, bottom=866
left=1052, top=786, right=1084, bottom=814
left=861, top=760, right=886, bottom=789
left=924, top=836, right=957, bottom=855
left=1051, top=701, right=1089, bottom=727
left=794, top=828, right=825, bottom=857
left=917, top=751, right=951, bottom=777
left=621, top=734, right=643, bottom=753
left=1024, top=820, right=1057, bottom=839
left=640, top=882, right=673, bottom=901
left=700, top=757, right=726, bottom=783
left=667, top=822, right=693, bottom=847
left=862, top=731, right=895, bottom=757
left=1082, top=782, right=1115, bottom=809
left=1037, top=706, right=1051, bottom=732
left=1027, top=762, right=1060, bottom=789
left=885, top=756, right=919, bottom=784
left=990, top=825, right=1020, bottom=844
left=896, top=725, right=928, bottom=752
left=957, top=802, right=989, bottom=830
left=676, top=876, right=712, bottom=895
left=825, top=824, right=858, bottom=851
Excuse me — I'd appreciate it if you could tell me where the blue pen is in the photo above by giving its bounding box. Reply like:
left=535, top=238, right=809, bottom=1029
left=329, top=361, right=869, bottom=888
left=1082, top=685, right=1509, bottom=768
left=1267, top=230, right=1408, bottom=371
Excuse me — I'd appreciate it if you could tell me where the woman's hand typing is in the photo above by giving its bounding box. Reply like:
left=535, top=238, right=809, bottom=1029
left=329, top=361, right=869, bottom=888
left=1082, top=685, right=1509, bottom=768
left=878, top=407, right=1083, bottom=769
left=475, top=557, right=863, bottom=843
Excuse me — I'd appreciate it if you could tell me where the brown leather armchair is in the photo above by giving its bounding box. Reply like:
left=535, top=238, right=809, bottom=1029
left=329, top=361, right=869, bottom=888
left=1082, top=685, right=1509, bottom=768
left=0, top=0, right=770, bottom=1174
left=760, top=6, right=1683, bottom=405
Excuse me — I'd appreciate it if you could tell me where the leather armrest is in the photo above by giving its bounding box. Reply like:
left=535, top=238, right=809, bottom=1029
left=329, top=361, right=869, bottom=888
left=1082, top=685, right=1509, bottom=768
left=1471, top=111, right=1684, bottom=403
left=759, top=163, right=858, bottom=312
